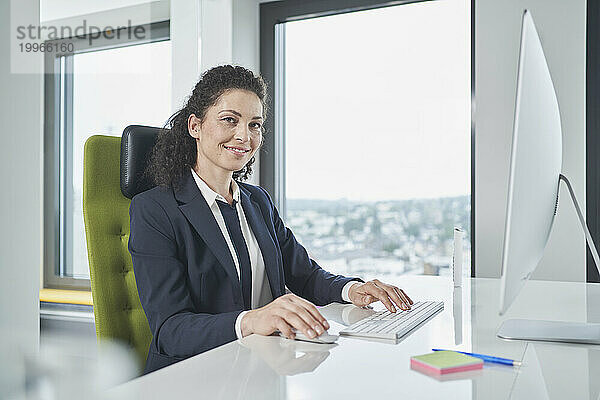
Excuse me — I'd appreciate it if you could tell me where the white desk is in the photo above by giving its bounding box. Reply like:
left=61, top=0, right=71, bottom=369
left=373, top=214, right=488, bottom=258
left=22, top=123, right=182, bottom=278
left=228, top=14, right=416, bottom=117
left=108, top=276, right=600, bottom=399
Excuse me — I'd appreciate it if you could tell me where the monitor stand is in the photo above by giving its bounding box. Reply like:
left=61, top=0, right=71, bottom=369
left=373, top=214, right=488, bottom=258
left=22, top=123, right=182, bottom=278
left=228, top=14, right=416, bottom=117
left=497, top=174, right=600, bottom=344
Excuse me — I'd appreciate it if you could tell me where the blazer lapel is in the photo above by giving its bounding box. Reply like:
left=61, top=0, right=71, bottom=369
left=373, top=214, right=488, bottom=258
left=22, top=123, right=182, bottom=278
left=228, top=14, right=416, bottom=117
left=175, top=172, right=242, bottom=304
left=239, top=186, right=284, bottom=298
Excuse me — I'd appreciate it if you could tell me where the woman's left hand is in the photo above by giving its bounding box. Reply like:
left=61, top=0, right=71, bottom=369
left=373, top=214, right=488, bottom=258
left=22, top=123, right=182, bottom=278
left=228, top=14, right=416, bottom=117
left=347, top=279, right=413, bottom=312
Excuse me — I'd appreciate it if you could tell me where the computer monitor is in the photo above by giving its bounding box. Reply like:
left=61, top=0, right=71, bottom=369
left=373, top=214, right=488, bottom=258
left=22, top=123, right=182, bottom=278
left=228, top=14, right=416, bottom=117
left=497, top=10, right=600, bottom=344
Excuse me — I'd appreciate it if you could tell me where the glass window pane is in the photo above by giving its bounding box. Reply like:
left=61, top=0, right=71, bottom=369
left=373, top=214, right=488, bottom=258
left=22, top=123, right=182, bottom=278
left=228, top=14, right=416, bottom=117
left=68, top=40, right=172, bottom=278
left=284, top=0, right=471, bottom=281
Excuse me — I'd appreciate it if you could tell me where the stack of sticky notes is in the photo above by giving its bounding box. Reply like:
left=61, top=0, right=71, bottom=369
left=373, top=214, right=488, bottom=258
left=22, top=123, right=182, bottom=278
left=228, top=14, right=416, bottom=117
left=410, top=351, right=483, bottom=375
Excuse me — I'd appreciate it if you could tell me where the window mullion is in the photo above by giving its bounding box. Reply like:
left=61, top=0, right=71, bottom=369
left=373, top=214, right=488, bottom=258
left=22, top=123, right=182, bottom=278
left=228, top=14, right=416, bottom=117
left=274, top=23, right=287, bottom=218
left=62, top=55, right=75, bottom=277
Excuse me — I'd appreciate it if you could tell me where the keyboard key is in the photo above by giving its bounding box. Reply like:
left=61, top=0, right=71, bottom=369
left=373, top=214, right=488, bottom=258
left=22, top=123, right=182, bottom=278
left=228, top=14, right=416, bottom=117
left=339, top=301, right=444, bottom=340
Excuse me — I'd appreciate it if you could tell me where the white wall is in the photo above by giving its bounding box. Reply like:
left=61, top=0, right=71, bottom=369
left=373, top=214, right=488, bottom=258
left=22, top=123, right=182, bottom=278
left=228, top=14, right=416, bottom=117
left=0, top=0, right=42, bottom=395
left=201, top=0, right=233, bottom=70
left=170, top=0, right=244, bottom=107
left=233, top=0, right=264, bottom=185
left=170, top=0, right=200, bottom=111
left=170, top=0, right=271, bottom=185
left=475, top=0, right=587, bottom=280
left=232, top=0, right=261, bottom=71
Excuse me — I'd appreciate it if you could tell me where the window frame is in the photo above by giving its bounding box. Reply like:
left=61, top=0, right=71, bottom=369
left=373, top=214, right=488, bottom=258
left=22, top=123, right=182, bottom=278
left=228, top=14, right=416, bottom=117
left=587, top=1, right=600, bottom=283
left=43, top=20, right=170, bottom=290
left=259, top=0, right=476, bottom=276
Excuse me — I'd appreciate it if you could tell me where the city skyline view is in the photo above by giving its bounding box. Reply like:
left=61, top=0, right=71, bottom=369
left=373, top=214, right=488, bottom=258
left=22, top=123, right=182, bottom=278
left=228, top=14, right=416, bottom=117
left=286, top=195, right=471, bottom=280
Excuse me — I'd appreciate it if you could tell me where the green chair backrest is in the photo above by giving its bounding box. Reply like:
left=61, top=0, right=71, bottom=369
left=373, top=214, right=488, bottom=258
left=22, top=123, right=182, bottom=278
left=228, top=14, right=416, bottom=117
left=83, top=135, right=152, bottom=372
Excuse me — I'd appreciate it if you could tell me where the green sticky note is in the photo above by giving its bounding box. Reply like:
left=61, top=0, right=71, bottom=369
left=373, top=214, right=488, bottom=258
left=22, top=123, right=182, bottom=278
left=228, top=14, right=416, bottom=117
left=411, top=351, right=483, bottom=375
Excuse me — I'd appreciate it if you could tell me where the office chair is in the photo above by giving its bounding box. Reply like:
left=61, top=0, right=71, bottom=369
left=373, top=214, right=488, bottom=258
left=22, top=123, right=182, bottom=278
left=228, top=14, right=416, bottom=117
left=82, top=125, right=160, bottom=372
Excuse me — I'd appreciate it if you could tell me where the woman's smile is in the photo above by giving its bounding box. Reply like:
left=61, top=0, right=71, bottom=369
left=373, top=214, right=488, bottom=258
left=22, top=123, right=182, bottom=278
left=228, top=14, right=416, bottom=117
left=223, top=144, right=251, bottom=156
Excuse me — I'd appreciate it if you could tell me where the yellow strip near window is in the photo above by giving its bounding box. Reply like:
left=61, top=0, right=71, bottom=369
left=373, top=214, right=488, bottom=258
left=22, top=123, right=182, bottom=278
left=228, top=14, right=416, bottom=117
left=40, top=288, right=93, bottom=306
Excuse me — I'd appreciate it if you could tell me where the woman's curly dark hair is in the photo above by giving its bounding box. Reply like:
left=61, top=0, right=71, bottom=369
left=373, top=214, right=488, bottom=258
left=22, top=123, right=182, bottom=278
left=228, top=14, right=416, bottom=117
left=146, top=65, right=268, bottom=188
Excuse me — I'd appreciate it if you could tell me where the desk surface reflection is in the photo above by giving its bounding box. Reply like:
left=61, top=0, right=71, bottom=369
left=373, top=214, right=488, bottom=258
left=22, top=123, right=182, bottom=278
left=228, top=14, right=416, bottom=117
left=108, top=276, right=600, bottom=400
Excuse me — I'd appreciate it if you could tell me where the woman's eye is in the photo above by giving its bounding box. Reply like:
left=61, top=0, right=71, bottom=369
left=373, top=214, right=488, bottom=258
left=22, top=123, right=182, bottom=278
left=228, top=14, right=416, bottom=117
left=223, top=117, right=236, bottom=123
left=250, top=123, right=262, bottom=129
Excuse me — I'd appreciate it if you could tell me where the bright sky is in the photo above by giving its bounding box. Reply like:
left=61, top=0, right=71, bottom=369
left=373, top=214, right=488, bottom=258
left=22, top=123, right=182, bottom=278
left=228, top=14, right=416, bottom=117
left=285, top=0, right=471, bottom=201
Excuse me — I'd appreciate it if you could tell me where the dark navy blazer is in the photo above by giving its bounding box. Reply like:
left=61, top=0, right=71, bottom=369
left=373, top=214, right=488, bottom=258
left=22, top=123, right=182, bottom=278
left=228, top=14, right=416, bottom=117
left=129, top=171, right=360, bottom=374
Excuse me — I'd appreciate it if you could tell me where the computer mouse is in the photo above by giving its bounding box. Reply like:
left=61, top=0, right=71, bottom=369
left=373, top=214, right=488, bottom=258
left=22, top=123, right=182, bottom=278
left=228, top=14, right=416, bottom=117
left=279, top=329, right=339, bottom=344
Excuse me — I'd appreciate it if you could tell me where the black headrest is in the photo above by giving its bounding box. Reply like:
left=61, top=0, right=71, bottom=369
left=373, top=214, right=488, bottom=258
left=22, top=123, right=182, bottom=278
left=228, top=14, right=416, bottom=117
left=120, top=125, right=161, bottom=199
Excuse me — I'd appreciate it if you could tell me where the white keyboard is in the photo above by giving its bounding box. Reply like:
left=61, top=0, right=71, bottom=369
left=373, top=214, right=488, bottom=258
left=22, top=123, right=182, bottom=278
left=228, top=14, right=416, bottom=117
left=339, top=301, right=444, bottom=340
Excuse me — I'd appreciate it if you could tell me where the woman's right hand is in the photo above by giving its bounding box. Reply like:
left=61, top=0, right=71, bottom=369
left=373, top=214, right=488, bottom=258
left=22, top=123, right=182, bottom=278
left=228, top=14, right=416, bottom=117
left=240, top=293, right=330, bottom=339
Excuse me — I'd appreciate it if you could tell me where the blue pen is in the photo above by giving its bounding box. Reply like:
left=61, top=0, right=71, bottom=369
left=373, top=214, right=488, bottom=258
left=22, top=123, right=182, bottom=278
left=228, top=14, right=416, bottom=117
left=432, top=349, right=522, bottom=367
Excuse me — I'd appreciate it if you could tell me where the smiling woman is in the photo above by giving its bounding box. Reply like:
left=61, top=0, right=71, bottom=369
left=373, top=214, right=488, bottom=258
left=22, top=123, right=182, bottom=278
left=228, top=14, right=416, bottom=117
left=146, top=65, right=268, bottom=188
left=129, top=65, right=413, bottom=374
left=187, top=89, right=265, bottom=202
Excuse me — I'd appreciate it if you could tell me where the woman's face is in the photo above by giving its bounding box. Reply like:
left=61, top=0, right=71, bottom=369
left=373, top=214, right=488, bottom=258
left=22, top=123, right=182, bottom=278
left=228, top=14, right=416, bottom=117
left=189, top=89, right=263, bottom=176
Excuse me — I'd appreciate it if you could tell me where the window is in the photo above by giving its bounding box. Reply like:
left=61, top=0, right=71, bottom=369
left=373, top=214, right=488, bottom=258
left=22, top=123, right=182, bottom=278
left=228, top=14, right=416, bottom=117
left=44, top=21, right=172, bottom=289
left=261, top=0, right=472, bottom=280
